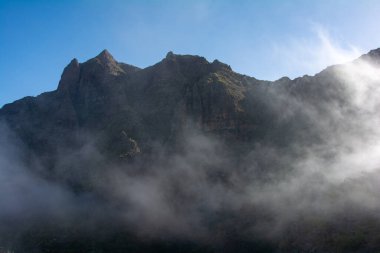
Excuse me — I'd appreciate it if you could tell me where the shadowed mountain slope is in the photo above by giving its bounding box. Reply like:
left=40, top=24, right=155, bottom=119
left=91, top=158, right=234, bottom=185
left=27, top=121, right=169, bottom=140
left=2, top=48, right=380, bottom=253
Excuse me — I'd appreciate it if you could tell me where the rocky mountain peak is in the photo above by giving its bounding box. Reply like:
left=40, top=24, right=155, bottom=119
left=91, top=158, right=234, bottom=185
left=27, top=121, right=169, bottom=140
left=367, top=47, right=380, bottom=57
left=57, top=58, right=80, bottom=90
left=367, top=48, right=380, bottom=63
left=162, top=51, right=207, bottom=64
left=83, top=49, right=124, bottom=76
left=166, top=51, right=175, bottom=59
left=357, top=47, right=380, bottom=65
left=211, top=59, right=232, bottom=72
left=95, top=49, right=116, bottom=64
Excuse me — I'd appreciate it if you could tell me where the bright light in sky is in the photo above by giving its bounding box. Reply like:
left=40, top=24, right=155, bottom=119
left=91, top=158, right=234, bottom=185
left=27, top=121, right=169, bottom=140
left=271, top=24, right=363, bottom=77
left=1, top=0, right=380, bottom=107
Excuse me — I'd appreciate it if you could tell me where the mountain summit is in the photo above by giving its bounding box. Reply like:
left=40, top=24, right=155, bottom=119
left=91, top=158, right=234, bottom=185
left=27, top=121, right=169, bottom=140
left=2, top=49, right=380, bottom=253
left=1, top=50, right=258, bottom=165
left=1, top=49, right=379, bottom=167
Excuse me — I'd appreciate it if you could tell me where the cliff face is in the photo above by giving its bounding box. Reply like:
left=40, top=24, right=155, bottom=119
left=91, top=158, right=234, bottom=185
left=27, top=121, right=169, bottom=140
left=2, top=48, right=380, bottom=252
left=1, top=49, right=378, bottom=166
left=2, top=48, right=380, bottom=176
left=0, top=51, right=256, bottom=166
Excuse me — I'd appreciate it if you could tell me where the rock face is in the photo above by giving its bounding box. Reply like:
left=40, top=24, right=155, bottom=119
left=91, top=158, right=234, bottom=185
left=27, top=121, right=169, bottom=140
left=1, top=49, right=368, bottom=164
left=1, top=48, right=379, bottom=181
left=0, top=51, right=256, bottom=167
left=2, top=48, right=380, bottom=253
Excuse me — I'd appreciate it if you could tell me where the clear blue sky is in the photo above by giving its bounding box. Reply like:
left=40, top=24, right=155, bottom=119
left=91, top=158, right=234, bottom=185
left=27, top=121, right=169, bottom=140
left=1, top=0, right=380, bottom=107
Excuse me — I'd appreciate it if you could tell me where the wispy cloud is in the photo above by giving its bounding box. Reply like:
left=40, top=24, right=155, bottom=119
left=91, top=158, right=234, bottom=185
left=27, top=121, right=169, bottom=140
left=272, top=24, right=363, bottom=78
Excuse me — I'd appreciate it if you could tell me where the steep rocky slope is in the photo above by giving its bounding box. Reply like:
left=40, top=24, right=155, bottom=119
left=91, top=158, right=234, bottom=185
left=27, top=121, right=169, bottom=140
left=1, top=48, right=380, bottom=252
left=0, top=49, right=357, bottom=166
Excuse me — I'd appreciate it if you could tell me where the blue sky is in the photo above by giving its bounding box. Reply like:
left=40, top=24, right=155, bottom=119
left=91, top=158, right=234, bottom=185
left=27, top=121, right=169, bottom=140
left=1, top=0, right=380, bottom=107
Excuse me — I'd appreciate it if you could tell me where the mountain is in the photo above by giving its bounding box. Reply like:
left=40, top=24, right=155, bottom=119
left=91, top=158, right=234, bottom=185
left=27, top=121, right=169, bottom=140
left=1, top=48, right=380, bottom=252
left=0, top=49, right=352, bottom=166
